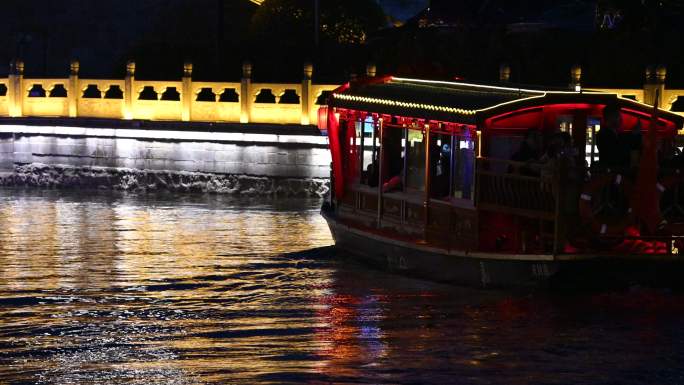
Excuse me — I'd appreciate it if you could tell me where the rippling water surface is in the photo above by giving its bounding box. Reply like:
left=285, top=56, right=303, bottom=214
left=1, top=189, right=684, bottom=384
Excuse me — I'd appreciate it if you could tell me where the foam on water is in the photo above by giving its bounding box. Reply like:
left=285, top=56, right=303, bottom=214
left=0, top=163, right=330, bottom=196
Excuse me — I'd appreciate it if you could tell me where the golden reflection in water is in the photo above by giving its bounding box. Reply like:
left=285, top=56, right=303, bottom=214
left=0, top=200, right=60, bottom=290
left=0, top=193, right=348, bottom=382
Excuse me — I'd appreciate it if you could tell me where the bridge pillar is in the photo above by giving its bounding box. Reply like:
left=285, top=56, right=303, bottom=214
left=366, top=62, right=377, bottom=78
left=240, top=61, right=252, bottom=123
left=644, top=65, right=667, bottom=107
left=301, top=62, right=312, bottom=125
left=570, top=64, right=582, bottom=91
left=499, top=64, right=511, bottom=82
left=68, top=60, right=79, bottom=117
left=8, top=59, right=23, bottom=117
left=182, top=62, right=193, bottom=122
left=124, top=60, right=135, bottom=119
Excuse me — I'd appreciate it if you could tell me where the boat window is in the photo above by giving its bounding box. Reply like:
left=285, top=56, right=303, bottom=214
left=358, top=116, right=378, bottom=187
left=406, top=128, right=425, bottom=191
left=586, top=117, right=601, bottom=166
left=430, top=133, right=451, bottom=198
left=450, top=130, right=476, bottom=200
left=428, top=128, right=476, bottom=200
left=383, top=124, right=404, bottom=188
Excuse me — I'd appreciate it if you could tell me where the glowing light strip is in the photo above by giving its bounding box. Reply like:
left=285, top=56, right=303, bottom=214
left=0, top=125, right=329, bottom=145
left=392, top=77, right=549, bottom=94
left=333, top=92, right=555, bottom=116
left=335, top=79, right=683, bottom=124
left=332, top=93, right=477, bottom=115
left=475, top=95, right=548, bottom=113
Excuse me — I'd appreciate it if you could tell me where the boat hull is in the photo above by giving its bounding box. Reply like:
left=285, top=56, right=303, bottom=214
left=322, top=209, right=684, bottom=289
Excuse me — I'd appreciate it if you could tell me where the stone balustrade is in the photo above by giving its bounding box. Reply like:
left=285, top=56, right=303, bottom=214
left=0, top=60, right=339, bottom=126
left=0, top=61, right=683, bottom=126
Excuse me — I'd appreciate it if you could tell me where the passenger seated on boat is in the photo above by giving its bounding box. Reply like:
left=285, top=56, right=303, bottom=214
left=431, top=144, right=450, bottom=198
left=366, top=161, right=379, bottom=187
left=382, top=175, right=402, bottom=192
left=597, top=103, right=641, bottom=169
left=382, top=156, right=404, bottom=193
left=540, top=132, right=575, bottom=165
left=510, top=128, right=541, bottom=176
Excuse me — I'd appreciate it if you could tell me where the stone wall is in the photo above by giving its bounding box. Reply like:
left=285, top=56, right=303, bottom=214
left=0, top=119, right=331, bottom=196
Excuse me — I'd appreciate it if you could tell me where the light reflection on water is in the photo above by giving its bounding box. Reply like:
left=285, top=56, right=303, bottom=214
left=1, top=189, right=684, bottom=384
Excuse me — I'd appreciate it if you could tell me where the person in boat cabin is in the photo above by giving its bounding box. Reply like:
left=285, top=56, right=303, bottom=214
left=512, top=128, right=542, bottom=162
left=597, top=103, right=642, bottom=169
left=540, top=132, right=576, bottom=164
left=381, top=127, right=404, bottom=193
left=510, top=128, right=542, bottom=175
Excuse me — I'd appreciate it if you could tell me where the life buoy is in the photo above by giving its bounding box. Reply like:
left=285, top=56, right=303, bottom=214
left=578, top=173, right=634, bottom=236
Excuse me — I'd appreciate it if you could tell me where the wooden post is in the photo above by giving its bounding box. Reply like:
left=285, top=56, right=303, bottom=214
left=358, top=114, right=365, bottom=182
left=423, top=124, right=432, bottom=239
left=552, top=162, right=562, bottom=255
left=473, top=130, right=482, bottom=210
left=8, top=59, right=24, bottom=117
left=301, top=62, right=312, bottom=125
left=124, top=60, right=135, bottom=119
left=68, top=60, right=79, bottom=118
left=448, top=133, right=456, bottom=197
left=376, top=118, right=384, bottom=227
left=182, top=62, right=193, bottom=122
left=240, top=61, right=252, bottom=123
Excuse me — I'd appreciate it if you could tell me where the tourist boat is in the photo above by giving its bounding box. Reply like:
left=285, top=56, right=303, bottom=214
left=318, top=75, right=684, bottom=288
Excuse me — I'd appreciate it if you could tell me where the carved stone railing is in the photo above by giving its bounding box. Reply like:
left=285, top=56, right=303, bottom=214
left=1, top=61, right=683, bottom=126
left=582, top=66, right=684, bottom=116
left=0, top=59, right=338, bottom=126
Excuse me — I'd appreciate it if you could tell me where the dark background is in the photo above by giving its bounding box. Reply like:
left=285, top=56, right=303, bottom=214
left=2, top=0, right=683, bottom=87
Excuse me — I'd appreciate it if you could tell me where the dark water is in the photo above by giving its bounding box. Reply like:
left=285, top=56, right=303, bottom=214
left=1, top=189, right=684, bottom=385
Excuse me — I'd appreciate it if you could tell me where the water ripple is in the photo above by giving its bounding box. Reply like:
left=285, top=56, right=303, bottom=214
left=1, top=189, right=684, bottom=384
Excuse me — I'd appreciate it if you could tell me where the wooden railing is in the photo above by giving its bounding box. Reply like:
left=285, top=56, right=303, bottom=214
left=338, top=183, right=479, bottom=250
left=476, top=158, right=557, bottom=219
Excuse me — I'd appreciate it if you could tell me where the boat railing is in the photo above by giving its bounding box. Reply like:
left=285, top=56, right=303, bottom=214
left=475, top=157, right=557, bottom=219
left=339, top=182, right=479, bottom=250
left=339, top=158, right=684, bottom=255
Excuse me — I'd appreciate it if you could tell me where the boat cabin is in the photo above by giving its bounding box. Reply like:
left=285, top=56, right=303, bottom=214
left=321, top=76, right=684, bottom=256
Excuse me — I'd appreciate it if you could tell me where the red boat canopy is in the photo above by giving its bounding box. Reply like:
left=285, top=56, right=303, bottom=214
left=323, top=76, right=684, bottom=198
left=326, top=76, right=684, bottom=132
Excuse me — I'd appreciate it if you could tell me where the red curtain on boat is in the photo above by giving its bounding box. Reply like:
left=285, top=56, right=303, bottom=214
left=327, top=108, right=346, bottom=199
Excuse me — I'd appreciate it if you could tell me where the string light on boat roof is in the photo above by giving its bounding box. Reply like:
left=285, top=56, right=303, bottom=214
left=332, top=93, right=477, bottom=115
left=391, top=76, right=549, bottom=94
left=332, top=92, right=552, bottom=115
left=332, top=86, right=682, bottom=123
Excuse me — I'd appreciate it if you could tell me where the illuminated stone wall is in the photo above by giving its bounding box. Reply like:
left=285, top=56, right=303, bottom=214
left=1, top=60, right=338, bottom=126
left=0, top=120, right=331, bottom=196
